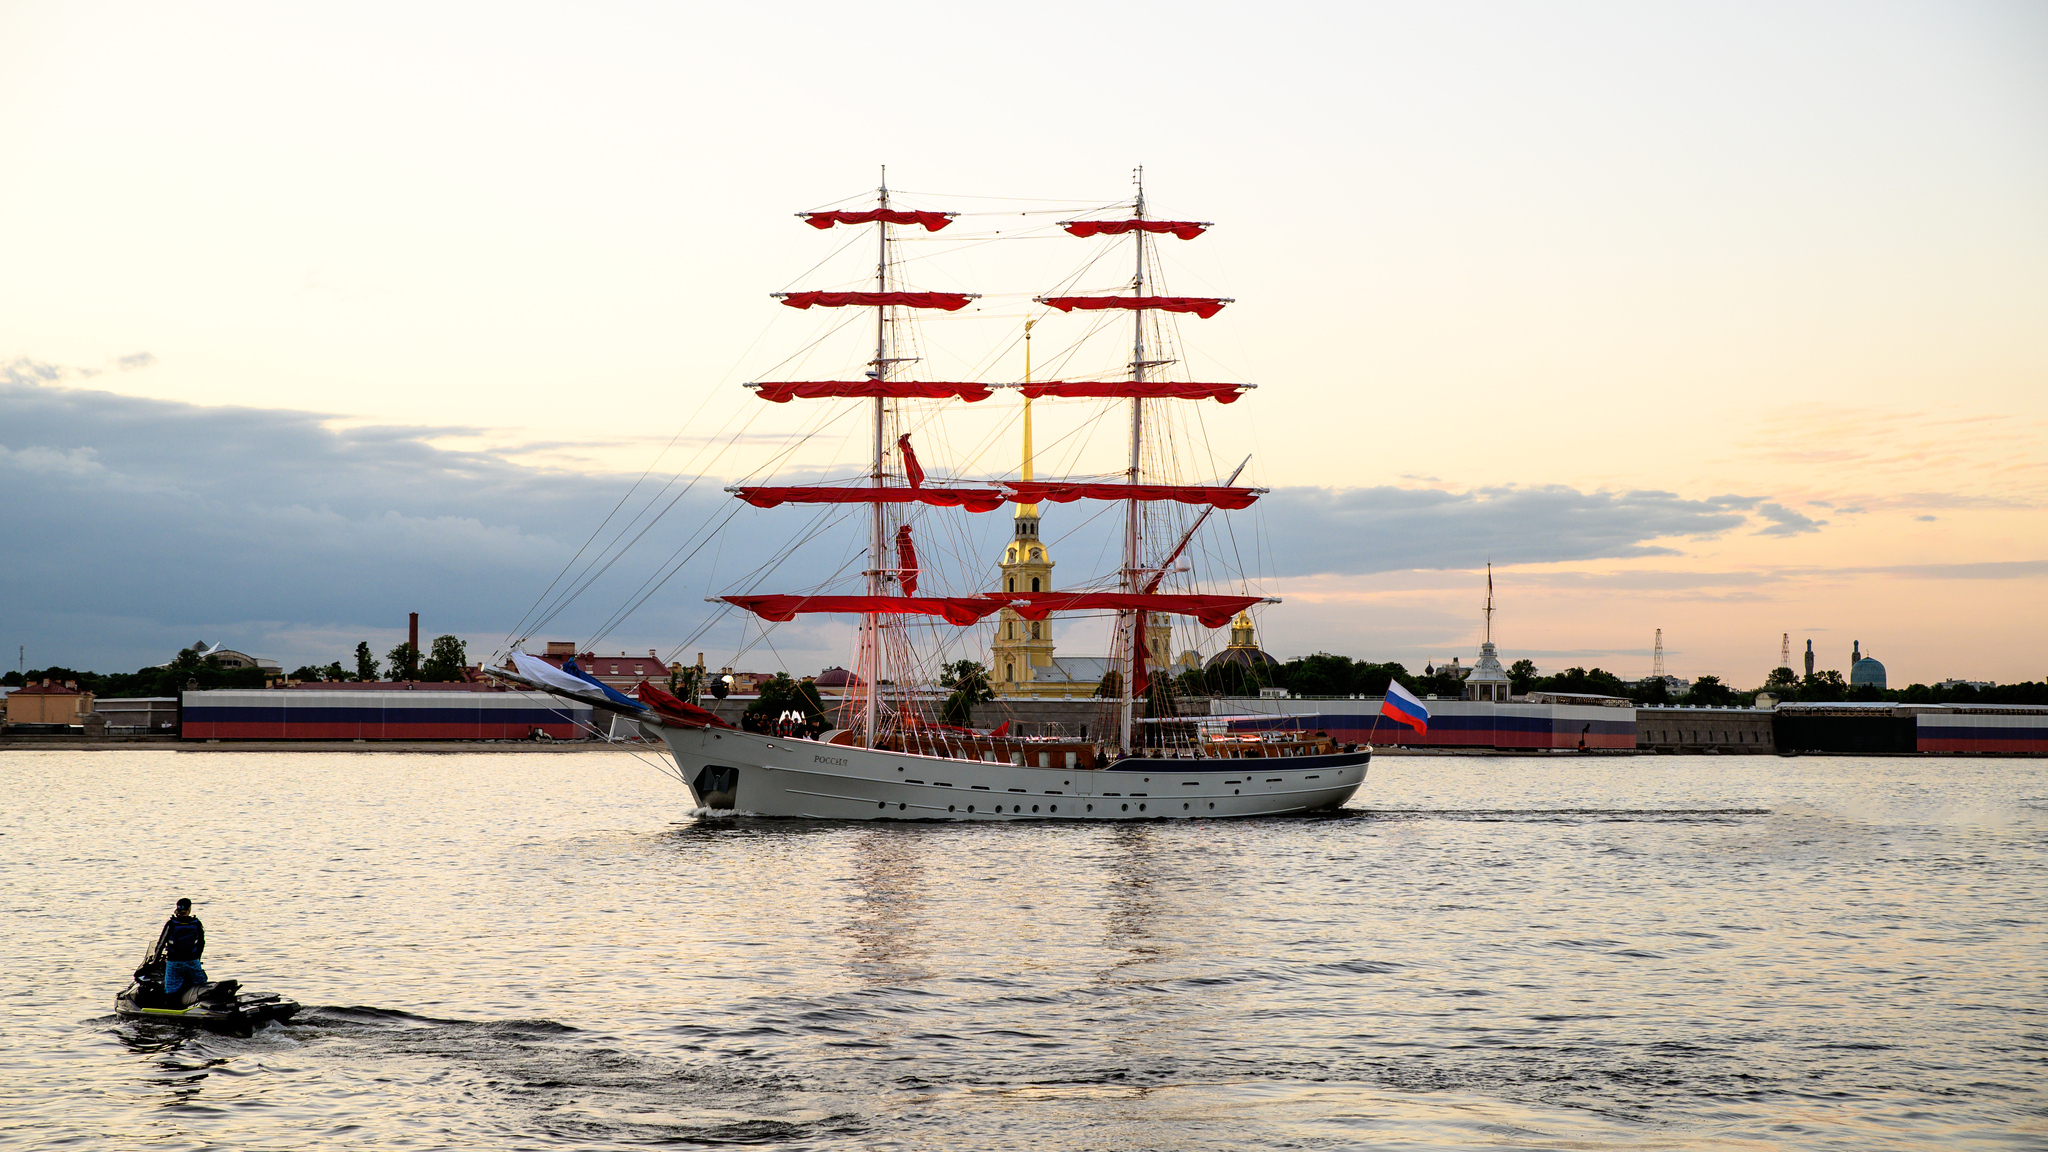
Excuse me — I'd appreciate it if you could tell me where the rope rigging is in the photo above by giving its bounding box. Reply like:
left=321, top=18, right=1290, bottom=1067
left=499, top=181, right=1269, bottom=716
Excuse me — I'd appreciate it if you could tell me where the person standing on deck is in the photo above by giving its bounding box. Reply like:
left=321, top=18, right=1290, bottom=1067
left=154, top=898, right=207, bottom=996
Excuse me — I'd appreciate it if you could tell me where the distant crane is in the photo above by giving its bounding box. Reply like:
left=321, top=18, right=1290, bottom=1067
left=1652, top=629, right=1665, bottom=680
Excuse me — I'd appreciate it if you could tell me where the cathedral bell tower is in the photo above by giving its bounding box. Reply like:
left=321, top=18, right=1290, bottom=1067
left=992, top=507, right=1055, bottom=690
left=992, top=338, right=1055, bottom=692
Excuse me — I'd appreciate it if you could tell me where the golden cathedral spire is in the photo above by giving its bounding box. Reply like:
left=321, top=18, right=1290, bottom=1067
left=1017, top=318, right=1039, bottom=520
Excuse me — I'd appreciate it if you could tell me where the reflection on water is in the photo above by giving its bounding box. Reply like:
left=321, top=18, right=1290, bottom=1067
left=1100, top=823, right=1165, bottom=976
left=3, top=749, right=2044, bottom=1151
left=842, top=826, right=934, bottom=985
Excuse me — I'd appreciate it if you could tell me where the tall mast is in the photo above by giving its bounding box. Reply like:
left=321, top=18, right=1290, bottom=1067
left=1121, top=168, right=1147, bottom=752
left=864, top=165, right=890, bottom=747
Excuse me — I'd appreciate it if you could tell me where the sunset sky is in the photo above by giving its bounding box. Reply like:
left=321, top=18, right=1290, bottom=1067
left=3, top=1, right=2043, bottom=687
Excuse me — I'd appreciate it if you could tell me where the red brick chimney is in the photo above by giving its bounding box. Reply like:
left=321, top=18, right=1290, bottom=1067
left=409, top=612, right=419, bottom=652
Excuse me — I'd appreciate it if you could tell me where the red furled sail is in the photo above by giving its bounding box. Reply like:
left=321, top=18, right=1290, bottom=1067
left=1003, top=592, right=1263, bottom=630
left=723, top=594, right=1007, bottom=627
left=1062, top=219, right=1207, bottom=241
left=896, top=434, right=925, bottom=488
left=1037, top=295, right=1230, bottom=319
left=778, top=291, right=975, bottom=311
left=894, top=524, right=919, bottom=594
left=634, top=681, right=734, bottom=729
left=1018, top=380, right=1247, bottom=404
left=751, top=380, right=993, bottom=403
left=1131, top=610, right=1150, bottom=696
left=734, top=486, right=1008, bottom=512
left=1003, top=482, right=1262, bottom=510
left=803, top=209, right=954, bottom=232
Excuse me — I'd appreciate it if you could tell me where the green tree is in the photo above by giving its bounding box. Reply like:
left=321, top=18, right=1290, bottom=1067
left=322, top=661, right=347, bottom=682
left=288, top=665, right=327, bottom=682
left=421, top=635, right=468, bottom=682
left=670, top=665, right=703, bottom=702
left=743, top=673, right=826, bottom=731
left=354, top=642, right=379, bottom=683
left=1507, top=659, right=1539, bottom=694
left=1, top=671, right=22, bottom=688
left=1800, top=669, right=1848, bottom=702
left=1414, top=669, right=1467, bottom=698
left=1687, top=675, right=1735, bottom=706
left=23, top=665, right=99, bottom=691
left=938, top=659, right=995, bottom=726
left=386, top=641, right=421, bottom=682
left=1349, top=661, right=1411, bottom=697
left=1527, top=666, right=1630, bottom=698
left=1278, top=652, right=1358, bottom=697
left=98, top=647, right=267, bottom=696
left=1762, top=666, right=1799, bottom=691
left=1204, top=660, right=1271, bottom=697
left=1636, top=676, right=1672, bottom=705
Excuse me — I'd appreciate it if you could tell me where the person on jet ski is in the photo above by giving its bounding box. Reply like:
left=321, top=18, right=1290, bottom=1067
left=153, top=898, right=207, bottom=996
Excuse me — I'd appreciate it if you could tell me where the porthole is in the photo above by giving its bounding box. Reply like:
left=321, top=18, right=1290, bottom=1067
left=1234, top=789, right=1240, bottom=794
left=1208, top=802, right=1214, bottom=809
left=899, top=803, right=907, bottom=811
left=1032, top=805, right=1040, bottom=812
left=1121, top=804, right=1128, bottom=811
left=1086, top=804, right=1093, bottom=812
left=967, top=805, right=975, bottom=813
left=948, top=805, right=956, bottom=812
left=1139, top=803, right=1146, bottom=811
left=1050, top=805, right=1057, bottom=813
left=878, top=801, right=886, bottom=809
left=1183, top=803, right=1189, bottom=810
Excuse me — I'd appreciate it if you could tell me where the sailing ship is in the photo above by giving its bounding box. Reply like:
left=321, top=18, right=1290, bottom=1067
left=500, top=172, right=1369, bottom=819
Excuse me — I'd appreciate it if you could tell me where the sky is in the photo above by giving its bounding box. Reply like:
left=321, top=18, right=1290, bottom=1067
left=2, top=0, right=2044, bottom=688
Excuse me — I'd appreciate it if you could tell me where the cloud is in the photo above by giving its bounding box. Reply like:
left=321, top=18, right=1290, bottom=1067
left=116, top=352, right=157, bottom=371
left=2, top=369, right=1871, bottom=674
left=1853, top=560, right=2048, bottom=580
left=1915, top=514, right=1937, bottom=522
left=0, top=367, right=748, bottom=670
left=1753, top=502, right=1827, bottom=536
left=1257, top=485, right=1755, bottom=576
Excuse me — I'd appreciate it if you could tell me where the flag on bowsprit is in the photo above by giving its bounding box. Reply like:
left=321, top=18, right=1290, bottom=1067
left=1381, top=680, right=1430, bottom=732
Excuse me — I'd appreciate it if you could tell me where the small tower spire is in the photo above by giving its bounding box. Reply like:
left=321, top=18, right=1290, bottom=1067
left=1652, top=629, right=1665, bottom=679
left=1018, top=318, right=1038, bottom=521
left=1484, top=561, right=1494, bottom=645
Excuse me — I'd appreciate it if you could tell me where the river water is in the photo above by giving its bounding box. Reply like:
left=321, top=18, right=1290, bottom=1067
left=2, top=748, right=2041, bottom=1150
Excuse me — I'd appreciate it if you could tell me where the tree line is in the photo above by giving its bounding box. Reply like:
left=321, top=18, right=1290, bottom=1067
left=3, top=636, right=474, bottom=697
left=1072, top=651, right=2047, bottom=708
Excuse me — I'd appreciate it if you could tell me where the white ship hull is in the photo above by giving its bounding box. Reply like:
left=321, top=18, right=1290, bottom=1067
left=642, top=722, right=1369, bottom=820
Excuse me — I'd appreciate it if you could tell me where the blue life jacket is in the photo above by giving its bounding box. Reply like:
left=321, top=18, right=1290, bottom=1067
left=160, top=915, right=205, bottom=961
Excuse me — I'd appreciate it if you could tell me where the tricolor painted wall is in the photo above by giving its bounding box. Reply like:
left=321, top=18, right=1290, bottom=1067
left=1915, top=708, right=2048, bottom=754
left=181, top=689, right=592, bottom=740
left=1217, top=698, right=1637, bottom=750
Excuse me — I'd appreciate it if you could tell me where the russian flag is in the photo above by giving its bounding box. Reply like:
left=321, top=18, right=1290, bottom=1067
left=1381, top=681, right=1430, bottom=732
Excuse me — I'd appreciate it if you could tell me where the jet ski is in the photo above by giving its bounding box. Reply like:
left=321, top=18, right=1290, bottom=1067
left=116, top=954, right=299, bottom=1037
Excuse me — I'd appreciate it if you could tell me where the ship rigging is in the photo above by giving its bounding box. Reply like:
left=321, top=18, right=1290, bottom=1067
left=491, top=169, right=1369, bottom=820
